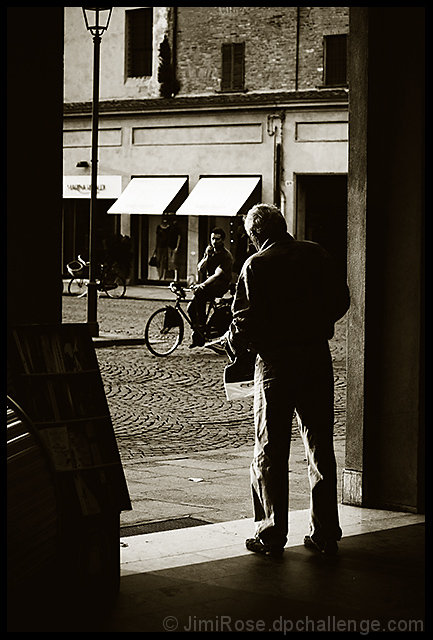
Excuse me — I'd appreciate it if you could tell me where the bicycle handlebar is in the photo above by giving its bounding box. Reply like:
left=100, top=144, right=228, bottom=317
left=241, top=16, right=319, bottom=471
left=169, top=281, right=189, bottom=298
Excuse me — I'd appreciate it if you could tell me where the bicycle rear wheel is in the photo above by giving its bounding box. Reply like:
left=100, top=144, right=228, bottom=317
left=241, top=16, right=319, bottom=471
left=104, top=276, right=126, bottom=299
left=144, top=307, right=184, bottom=356
left=68, top=277, right=88, bottom=297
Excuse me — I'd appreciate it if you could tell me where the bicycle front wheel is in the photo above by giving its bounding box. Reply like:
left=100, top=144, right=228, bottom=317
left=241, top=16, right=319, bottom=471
left=68, top=277, right=88, bottom=297
left=144, top=307, right=184, bottom=356
left=104, top=276, right=126, bottom=299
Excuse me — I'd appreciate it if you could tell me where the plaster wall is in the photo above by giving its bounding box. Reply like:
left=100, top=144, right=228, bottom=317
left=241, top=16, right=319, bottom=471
left=64, top=105, right=348, bottom=239
left=282, top=109, right=348, bottom=233
left=64, top=110, right=275, bottom=199
left=64, top=7, right=169, bottom=102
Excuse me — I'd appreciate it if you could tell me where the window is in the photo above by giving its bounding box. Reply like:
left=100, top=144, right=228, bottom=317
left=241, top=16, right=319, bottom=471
left=323, top=34, right=347, bottom=87
left=125, top=8, right=153, bottom=78
left=221, top=42, right=245, bottom=92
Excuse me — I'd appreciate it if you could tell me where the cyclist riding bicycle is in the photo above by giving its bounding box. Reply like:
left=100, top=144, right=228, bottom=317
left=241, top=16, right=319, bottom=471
left=187, top=227, right=234, bottom=348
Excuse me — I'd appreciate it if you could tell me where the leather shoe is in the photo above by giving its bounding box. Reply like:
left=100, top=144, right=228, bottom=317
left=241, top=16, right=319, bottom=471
left=189, top=331, right=205, bottom=348
left=304, top=535, right=338, bottom=555
left=245, top=537, right=284, bottom=556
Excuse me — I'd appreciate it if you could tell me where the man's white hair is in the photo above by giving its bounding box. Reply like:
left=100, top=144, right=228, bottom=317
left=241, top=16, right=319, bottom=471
left=244, top=203, right=287, bottom=246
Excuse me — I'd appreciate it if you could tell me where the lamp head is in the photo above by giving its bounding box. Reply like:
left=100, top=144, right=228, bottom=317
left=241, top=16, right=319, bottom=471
left=82, top=7, right=112, bottom=37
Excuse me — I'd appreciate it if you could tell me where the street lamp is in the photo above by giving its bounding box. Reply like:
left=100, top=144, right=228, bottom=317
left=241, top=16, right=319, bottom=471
left=82, top=7, right=112, bottom=337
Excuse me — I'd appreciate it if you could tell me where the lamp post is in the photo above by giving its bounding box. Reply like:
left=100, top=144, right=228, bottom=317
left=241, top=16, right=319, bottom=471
left=82, top=7, right=112, bottom=337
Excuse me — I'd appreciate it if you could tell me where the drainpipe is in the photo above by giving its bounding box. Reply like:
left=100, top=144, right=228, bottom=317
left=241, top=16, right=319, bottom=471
left=295, top=6, right=300, bottom=91
left=278, top=111, right=285, bottom=214
left=274, top=139, right=281, bottom=208
left=267, top=113, right=285, bottom=209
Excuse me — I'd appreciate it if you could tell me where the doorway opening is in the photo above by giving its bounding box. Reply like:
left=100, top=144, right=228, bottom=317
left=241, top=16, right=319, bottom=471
left=296, top=174, right=348, bottom=278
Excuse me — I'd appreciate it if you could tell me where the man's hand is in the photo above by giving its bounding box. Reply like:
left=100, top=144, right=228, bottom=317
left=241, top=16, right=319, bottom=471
left=191, top=283, right=204, bottom=293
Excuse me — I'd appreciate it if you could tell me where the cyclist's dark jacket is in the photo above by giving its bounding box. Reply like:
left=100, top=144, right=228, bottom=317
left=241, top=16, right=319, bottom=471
left=228, top=232, right=350, bottom=359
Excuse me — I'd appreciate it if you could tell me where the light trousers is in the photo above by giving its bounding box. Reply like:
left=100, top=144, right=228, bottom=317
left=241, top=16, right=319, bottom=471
left=251, top=342, right=342, bottom=547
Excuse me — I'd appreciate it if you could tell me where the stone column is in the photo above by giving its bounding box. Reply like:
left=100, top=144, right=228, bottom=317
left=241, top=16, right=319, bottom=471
left=343, top=7, right=424, bottom=512
left=7, top=7, right=64, bottom=326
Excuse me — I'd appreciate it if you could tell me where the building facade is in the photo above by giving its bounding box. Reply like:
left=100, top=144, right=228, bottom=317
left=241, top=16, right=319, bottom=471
left=63, top=6, right=349, bottom=284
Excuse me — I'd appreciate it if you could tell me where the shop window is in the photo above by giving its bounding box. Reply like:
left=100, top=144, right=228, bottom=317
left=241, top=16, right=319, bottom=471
left=323, top=34, right=347, bottom=87
left=221, top=42, right=245, bottom=92
left=61, top=200, right=119, bottom=276
left=125, top=8, right=153, bottom=78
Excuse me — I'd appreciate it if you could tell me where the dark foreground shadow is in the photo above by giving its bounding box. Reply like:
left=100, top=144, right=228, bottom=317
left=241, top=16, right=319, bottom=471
left=9, top=523, right=425, bottom=632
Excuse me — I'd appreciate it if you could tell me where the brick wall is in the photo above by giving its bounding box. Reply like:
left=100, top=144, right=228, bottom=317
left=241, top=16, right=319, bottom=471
left=176, top=6, right=349, bottom=95
left=297, top=6, right=349, bottom=90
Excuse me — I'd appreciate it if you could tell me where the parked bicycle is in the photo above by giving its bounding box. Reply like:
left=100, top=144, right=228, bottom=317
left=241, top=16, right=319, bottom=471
left=144, top=281, right=233, bottom=356
left=67, top=255, right=127, bottom=299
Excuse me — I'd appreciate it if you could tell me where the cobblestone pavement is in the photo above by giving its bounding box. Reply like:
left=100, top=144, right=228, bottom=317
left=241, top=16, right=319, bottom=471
left=62, top=295, right=347, bottom=461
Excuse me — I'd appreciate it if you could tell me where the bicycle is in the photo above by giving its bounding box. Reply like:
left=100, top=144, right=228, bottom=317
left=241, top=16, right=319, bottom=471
left=144, top=281, right=233, bottom=357
left=67, top=255, right=127, bottom=299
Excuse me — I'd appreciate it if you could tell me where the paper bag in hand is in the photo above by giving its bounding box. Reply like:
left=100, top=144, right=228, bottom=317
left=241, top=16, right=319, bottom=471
left=224, top=350, right=256, bottom=401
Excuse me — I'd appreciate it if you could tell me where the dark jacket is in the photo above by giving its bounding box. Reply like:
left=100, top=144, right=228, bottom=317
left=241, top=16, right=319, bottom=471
left=227, top=233, right=350, bottom=359
left=198, top=245, right=233, bottom=291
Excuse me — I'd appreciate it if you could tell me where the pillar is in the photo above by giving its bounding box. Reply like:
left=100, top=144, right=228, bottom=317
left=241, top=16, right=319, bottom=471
left=7, top=8, right=64, bottom=326
left=343, top=8, right=425, bottom=512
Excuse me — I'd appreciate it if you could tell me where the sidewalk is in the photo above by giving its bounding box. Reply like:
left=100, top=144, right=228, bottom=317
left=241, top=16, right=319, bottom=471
left=63, top=281, right=188, bottom=305
left=118, top=439, right=346, bottom=533
left=88, top=283, right=190, bottom=346
left=72, top=283, right=346, bottom=531
left=125, top=284, right=185, bottom=301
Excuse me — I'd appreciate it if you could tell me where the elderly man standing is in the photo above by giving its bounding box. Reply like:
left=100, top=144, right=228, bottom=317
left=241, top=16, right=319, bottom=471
left=226, top=203, right=350, bottom=556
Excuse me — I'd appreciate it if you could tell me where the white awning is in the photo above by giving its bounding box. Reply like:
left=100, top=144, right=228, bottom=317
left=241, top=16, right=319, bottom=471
left=175, top=176, right=261, bottom=217
left=107, top=177, right=188, bottom=215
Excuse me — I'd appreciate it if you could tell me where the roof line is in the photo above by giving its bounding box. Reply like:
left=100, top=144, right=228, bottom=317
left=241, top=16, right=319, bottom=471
left=64, top=89, right=348, bottom=117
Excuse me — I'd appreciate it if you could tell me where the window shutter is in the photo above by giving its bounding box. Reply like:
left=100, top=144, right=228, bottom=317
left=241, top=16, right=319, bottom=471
left=125, top=12, right=133, bottom=75
left=142, top=9, right=153, bottom=76
left=221, top=43, right=232, bottom=91
left=221, top=42, right=245, bottom=92
left=232, top=42, right=245, bottom=90
left=324, top=34, right=347, bottom=86
left=126, top=8, right=153, bottom=78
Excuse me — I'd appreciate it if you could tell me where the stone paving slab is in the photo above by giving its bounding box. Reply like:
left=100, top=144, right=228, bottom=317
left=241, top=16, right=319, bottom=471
left=119, top=438, right=345, bottom=527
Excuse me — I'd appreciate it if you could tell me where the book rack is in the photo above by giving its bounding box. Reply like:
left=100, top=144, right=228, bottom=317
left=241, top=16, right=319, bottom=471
left=8, top=323, right=131, bottom=517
